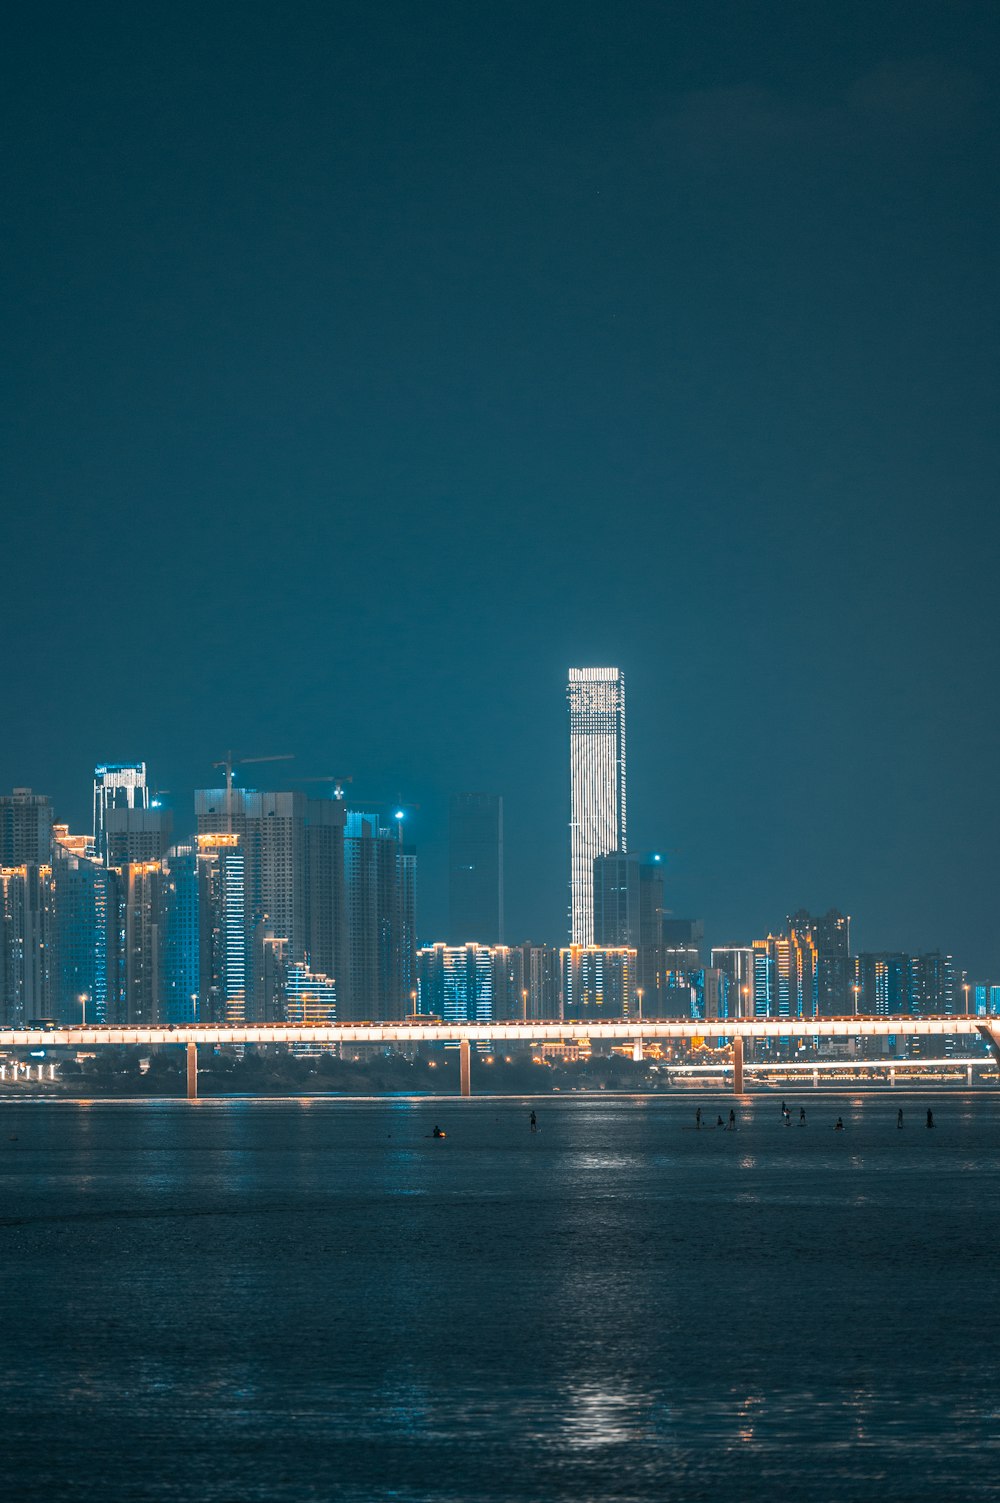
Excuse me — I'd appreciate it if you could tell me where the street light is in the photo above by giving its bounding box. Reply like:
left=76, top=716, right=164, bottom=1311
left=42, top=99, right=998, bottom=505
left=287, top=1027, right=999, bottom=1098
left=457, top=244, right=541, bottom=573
left=851, top=984, right=860, bottom=1018
left=963, top=982, right=971, bottom=1016
left=521, top=988, right=529, bottom=1022
left=410, top=988, right=418, bottom=1018
left=636, top=987, right=644, bottom=1022
left=78, top=993, right=89, bottom=1026
left=741, top=985, right=750, bottom=1020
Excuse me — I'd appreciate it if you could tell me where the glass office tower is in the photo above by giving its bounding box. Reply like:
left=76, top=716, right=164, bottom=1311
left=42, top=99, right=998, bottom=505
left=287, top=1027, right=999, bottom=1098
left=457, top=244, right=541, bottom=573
left=567, top=667, right=626, bottom=946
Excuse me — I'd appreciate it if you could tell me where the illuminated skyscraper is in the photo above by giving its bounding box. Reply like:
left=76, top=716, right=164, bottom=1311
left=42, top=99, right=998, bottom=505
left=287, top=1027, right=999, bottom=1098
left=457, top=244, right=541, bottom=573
left=160, top=845, right=199, bottom=1025
left=196, top=834, right=248, bottom=1026
left=0, top=863, right=55, bottom=1025
left=560, top=944, right=636, bottom=1020
left=416, top=943, right=523, bottom=1024
left=567, top=667, right=626, bottom=945
left=93, top=763, right=148, bottom=857
left=52, top=845, right=116, bottom=1024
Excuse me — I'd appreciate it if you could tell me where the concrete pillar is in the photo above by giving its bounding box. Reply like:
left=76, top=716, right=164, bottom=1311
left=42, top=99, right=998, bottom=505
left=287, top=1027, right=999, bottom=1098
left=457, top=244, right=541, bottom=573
left=186, top=1041, right=198, bottom=1100
left=890, top=1066, right=896, bottom=1087
left=967, top=1063, right=974, bottom=1086
left=812, top=1068, right=819, bottom=1089
left=976, top=1024, right=1000, bottom=1072
left=632, top=1038, right=644, bottom=1062
left=732, top=1035, right=744, bottom=1095
left=459, top=1038, right=471, bottom=1097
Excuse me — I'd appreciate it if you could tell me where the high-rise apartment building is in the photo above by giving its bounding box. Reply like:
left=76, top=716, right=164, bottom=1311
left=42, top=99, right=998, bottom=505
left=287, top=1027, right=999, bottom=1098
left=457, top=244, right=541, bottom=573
left=520, top=942, right=559, bottom=1018
left=304, top=796, right=347, bottom=984
left=343, top=810, right=408, bottom=1021
left=448, top=793, right=503, bottom=944
left=788, top=909, right=851, bottom=1016
left=160, top=845, right=200, bottom=1025
left=52, top=845, right=116, bottom=1024
left=196, top=834, right=248, bottom=1026
left=93, top=763, right=148, bottom=856
left=285, top=961, right=336, bottom=1051
left=0, top=789, right=53, bottom=865
left=416, top=943, right=523, bottom=1025
left=0, top=863, right=55, bottom=1025
left=560, top=945, right=635, bottom=1021
left=854, top=950, right=957, bottom=1018
left=104, top=807, right=173, bottom=867
left=749, top=911, right=852, bottom=1020
left=195, top=788, right=307, bottom=1017
left=568, top=667, right=626, bottom=946
left=118, top=862, right=163, bottom=1025
left=711, top=946, right=754, bottom=1016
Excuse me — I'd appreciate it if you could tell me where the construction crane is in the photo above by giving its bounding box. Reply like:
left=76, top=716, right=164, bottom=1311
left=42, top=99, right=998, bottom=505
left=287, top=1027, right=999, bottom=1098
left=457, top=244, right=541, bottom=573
left=211, top=751, right=294, bottom=832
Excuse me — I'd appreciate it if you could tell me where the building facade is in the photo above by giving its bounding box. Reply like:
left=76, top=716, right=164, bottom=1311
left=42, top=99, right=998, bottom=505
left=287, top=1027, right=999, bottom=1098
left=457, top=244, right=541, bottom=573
left=0, top=789, right=53, bottom=866
left=93, top=763, right=149, bottom=857
left=568, top=667, right=626, bottom=946
left=560, top=945, right=636, bottom=1021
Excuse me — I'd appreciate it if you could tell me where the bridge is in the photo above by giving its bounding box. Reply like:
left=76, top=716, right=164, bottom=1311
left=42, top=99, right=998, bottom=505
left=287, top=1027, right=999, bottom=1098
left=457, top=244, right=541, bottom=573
left=2, top=1016, right=997, bottom=1098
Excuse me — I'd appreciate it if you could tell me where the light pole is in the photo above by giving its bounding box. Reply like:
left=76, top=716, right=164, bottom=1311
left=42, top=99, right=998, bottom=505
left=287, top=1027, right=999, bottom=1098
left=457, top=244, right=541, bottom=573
left=963, top=982, right=971, bottom=1016
left=852, top=983, right=860, bottom=1018
left=636, top=987, right=644, bottom=1022
left=78, top=993, right=89, bottom=1026
left=521, top=988, right=529, bottom=1022
left=741, top=985, right=750, bottom=1020
left=410, top=988, right=418, bottom=1018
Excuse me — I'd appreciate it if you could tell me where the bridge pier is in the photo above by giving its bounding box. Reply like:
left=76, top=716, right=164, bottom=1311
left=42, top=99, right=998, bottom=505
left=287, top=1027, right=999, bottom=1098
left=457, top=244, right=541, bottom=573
left=186, top=1042, right=198, bottom=1101
left=976, top=1024, right=1000, bottom=1072
left=459, top=1038, right=471, bottom=1097
left=732, top=1035, right=744, bottom=1095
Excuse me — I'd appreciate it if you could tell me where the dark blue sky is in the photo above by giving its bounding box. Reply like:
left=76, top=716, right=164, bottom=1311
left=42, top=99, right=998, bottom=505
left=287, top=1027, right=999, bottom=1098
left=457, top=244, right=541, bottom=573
left=3, top=2, right=998, bottom=970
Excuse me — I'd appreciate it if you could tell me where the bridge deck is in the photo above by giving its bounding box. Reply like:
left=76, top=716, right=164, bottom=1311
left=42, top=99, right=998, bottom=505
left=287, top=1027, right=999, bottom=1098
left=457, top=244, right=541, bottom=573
left=0, top=1017, right=988, bottom=1048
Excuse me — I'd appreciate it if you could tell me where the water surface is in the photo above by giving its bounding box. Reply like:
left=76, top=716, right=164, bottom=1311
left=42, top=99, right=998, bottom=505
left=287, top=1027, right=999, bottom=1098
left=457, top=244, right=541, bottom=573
left=1, top=1094, right=997, bottom=1501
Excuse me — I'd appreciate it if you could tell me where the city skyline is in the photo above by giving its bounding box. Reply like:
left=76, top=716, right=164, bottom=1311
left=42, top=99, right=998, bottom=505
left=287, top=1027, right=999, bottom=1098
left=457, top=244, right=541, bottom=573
left=0, top=689, right=985, bottom=992
left=5, top=9, right=999, bottom=984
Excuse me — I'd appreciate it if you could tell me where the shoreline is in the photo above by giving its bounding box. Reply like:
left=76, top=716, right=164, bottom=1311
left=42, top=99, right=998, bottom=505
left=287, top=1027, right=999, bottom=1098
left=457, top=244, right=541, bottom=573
left=1, top=1084, right=997, bottom=1104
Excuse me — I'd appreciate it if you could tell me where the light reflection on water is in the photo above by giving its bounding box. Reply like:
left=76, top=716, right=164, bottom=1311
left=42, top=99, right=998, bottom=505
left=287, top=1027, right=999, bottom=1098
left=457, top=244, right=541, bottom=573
left=0, top=1092, right=998, bottom=1501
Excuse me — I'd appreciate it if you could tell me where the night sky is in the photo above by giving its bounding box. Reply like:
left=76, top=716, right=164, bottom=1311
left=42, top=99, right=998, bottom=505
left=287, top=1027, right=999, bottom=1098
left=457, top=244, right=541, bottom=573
left=4, top=3, right=998, bottom=971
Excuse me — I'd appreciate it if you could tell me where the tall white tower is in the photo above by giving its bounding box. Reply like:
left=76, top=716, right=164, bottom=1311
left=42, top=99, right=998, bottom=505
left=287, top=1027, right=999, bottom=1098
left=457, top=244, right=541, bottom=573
left=567, top=667, right=626, bottom=945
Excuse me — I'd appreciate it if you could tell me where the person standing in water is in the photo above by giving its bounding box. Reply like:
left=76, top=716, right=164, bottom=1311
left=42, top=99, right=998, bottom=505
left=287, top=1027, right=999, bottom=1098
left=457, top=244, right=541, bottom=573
left=897, top=1108, right=904, bottom=1129
left=927, top=1109, right=934, bottom=1129
left=728, top=1108, right=736, bottom=1130
left=799, top=1107, right=806, bottom=1125
left=695, top=1107, right=702, bottom=1130
left=529, top=1110, right=537, bottom=1132
left=835, top=1117, right=845, bottom=1131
